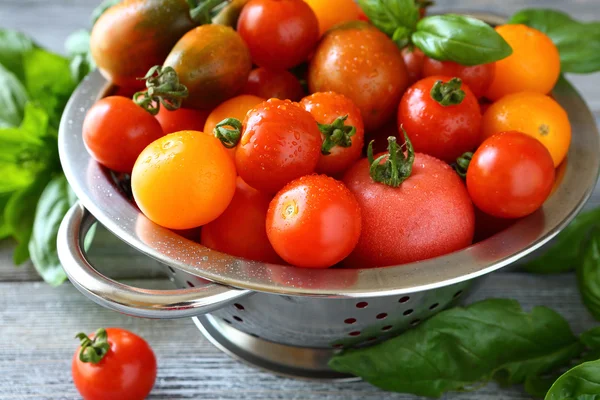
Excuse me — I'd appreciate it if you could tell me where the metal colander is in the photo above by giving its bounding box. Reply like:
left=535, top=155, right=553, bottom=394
left=57, top=13, right=600, bottom=379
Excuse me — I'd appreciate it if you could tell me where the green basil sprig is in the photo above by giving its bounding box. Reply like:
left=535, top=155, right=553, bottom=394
left=329, top=299, right=583, bottom=398
left=577, top=228, right=600, bottom=321
left=509, top=9, right=600, bottom=74
left=545, top=359, right=600, bottom=399
left=358, top=0, right=512, bottom=65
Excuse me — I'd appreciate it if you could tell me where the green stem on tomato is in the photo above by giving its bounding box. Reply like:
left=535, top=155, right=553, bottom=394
left=187, top=0, right=230, bottom=25
left=75, top=328, right=110, bottom=364
left=453, top=151, right=473, bottom=179
left=430, top=77, right=466, bottom=106
left=134, top=66, right=189, bottom=115
left=318, top=115, right=356, bottom=155
left=214, top=118, right=243, bottom=149
left=368, top=128, right=415, bottom=188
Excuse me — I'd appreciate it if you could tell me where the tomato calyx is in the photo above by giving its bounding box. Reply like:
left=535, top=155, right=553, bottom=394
left=367, top=129, right=414, bottom=188
left=430, top=77, right=466, bottom=106
left=134, top=66, right=189, bottom=115
left=187, top=0, right=230, bottom=25
left=214, top=117, right=243, bottom=149
left=75, top=328, right=110, bottom=364
left=318, top=115, right=356, bottom=155
left=453, top=151, right=473, bottom=179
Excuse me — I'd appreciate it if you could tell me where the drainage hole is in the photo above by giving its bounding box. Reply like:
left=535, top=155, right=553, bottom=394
left=233, top=316, right=243, bottom=322
left=234, top=303, right=245, bottom=311
left=349, top=331, right=361, bottom=337
left=223, top=319, right=232, bottom=324
left=454, top=290, right=463, bottom=298
left=344, top=318, right=357, bottom=324
left=168, top=266, right=176, bottom=274
left=382, top=325, right=393, bottom=331
left=376, top=313, right=388, bottom=320
left=186, top=281, right=194, bottom=288
left=429, top=303, right=439, bottom=310
left=398, top=296, right=410, bottom=303
left=356, top=301, right=369, bottom=309
left=403, top=309, right=414, bottom=316
left=411, top=319, right=421, bottom=326
left=249, top=333, right=259, bottom=338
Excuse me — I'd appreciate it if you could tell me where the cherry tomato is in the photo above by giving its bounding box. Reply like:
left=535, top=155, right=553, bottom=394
left=304, top=0, right=361, bottom=36
left=132, top=130, right=236, bottom=229
left=343, top=137, right=475, bottom=268
left=398, top=76, right=482, bottom=163
left=422, top=58, right=496, bottom=98
left=155, top=107, right=210, bottom=134
left=481, top=92, right=571, bottom=167
left=242, top=68, right=305, bottom=102
left=309, top=21, right=409, bottom=131
left=237, top=0, right=319, bottom=70
left=402, top=47, right=425, bottom=85
left=486, top=24, right=561, bottom=101
left=203, top=94, right=264, bottom=139
left=466, top=131, right=556, bottom=219
left=201, top=177, right=283, bottom=264
left=72, top=328, right=156, bottom=400
left=266, top=175, right=361, bottom=268
left=83, top=96, right=164, bottom=173
left=90, top=0, right=195, bottom=89
left=235, top=99, right=322, bottom=193
left=299, top=92, right=365, bottom=176
left=164, top=24, right=252, bottom=109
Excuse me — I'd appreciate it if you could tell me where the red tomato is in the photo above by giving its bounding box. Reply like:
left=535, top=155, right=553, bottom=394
left=466, top=131, right=556, bottom=219
left=201, top=177, right=283, bottom=263
left=242, top=68, right=305, bottom=101
left=235, top=99, right=322, bottom=192
left=155, top=107, right=210, bottom=134
left=237, top=0, right=319, bottom=70
left=83, top=96, right=164, bottom=173
left=299, top=92, right=365, bottom=176
left=473, top=207, right=516, bottom=243
left=343, top=140, right=474, bottom=268
left=422, top=58, right=496, bottom=98
left=266, top=175, right=361, bottom=268
left=398, top=76, right=482, bottom=163
left=72, top=328, right=156, bottom=400
left=402, top=47, right=425, bottom=85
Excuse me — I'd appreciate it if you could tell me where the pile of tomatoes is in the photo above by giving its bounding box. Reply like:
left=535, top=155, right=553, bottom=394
left=82, top=0, right=571, bottom=270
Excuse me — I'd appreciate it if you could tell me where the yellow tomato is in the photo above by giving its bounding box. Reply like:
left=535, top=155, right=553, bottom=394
left=304, top=0, right=361, bottom=36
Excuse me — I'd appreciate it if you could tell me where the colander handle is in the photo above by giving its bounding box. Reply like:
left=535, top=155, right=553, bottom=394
left=57, top=203, right=250, bottom=319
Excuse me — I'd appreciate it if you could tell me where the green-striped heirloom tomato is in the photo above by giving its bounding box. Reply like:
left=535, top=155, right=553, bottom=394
left=90, top=0, right=196, bottom=89
left=164, top=24, right=252, bottom=109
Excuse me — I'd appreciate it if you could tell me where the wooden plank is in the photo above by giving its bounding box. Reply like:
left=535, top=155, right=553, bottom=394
left=0, top=272, right=593, bottom=399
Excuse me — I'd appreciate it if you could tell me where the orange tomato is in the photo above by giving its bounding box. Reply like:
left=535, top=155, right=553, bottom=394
left=204, top=94, right=265, bottom=136
left=131, top=131, right=237, bottom=229
left=486, top=24, right=560, bottom=101
left=304, top=0, right=361, bottom=36
left=481, top=92, right=571, bottom=167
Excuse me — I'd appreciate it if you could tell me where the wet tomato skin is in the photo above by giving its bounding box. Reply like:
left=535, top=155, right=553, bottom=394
left=242, top=68, right=305, bottom=102
left=155, top=108, right=210, bottom=135
left=235, top=99, right=322, bottom=193
left=422, top=58, right=496, bottom=99
left=266, top=175, right=361, bottom=268
left=402, top=47, right=425, bottom=85
left=343, top=153, right=475, bottom=268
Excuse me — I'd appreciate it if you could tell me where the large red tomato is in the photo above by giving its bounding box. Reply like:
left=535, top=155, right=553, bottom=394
left=343, top=136, right=475, bottom=268
left=398, top=76, right=482, bottom=163
left=201, top=177, right=282, bottom=264
left=242, top=68, right=305, bottom=102
left=155, top=107, right=210, bottom=134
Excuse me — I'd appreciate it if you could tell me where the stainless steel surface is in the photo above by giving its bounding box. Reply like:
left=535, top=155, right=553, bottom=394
left=57, top=203, right=250, bottom=318
left=58, top=71, right=600, bottom=297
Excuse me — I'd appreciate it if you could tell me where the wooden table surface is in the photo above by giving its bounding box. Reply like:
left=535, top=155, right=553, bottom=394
left=1, top=1, right=600, bottom=399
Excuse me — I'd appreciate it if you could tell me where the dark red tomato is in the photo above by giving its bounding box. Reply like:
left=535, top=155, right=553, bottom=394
left=242, top=68, right=305, bottom=101
left=398, top=76, right=482, bottom=163
left=402, top=47, right=425, bottom=85
left=363, top=118, right=401, bottom=156
left=155, top=107, right=210, bottom=134
left=422, top=58, right=496, bottom=98
left=236, top=99, right=322, bottom=193
left=308, top=21, right=409, bottom=131
left=83, top=96, right=164, bottom=173
left=266, top=175, right=361, bottom=268
left=237, top=0, right=319, bottom=70
left=299, top=92, right=365, bottom=176
left=343, top=152, right=474, bottom=268
left=172, top=227, right=201, bottom=242
left=72, top=328, right=156, bottom=400
left=201, top=177, right=283, bottom=263
left=467, top=131, right=556, bottom=219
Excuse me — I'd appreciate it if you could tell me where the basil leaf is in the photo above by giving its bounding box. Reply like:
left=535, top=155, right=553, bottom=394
left=91, top=0, right=121, bottom=26
left=524, top=208, right=600, bottom=274
left=329, top=299, right=581, bottom=398
left=525, top=375, right=557, bottom=398
left=65, top=30, right=95, bottom=84
left=29, top=175, right=77, bottom=286
left=545, top=359, right=600, bottom=400
left=581, top=328, right=600, bottom=351
left=577, top=229, right=600, bottom=321
left=0, top=29, right=36, bottom=82
left=508, top=9, right=600, bottom=74
left=357, top=0, right=419, bottom=38
left=4, top=172, right=52, bottom=264
left=22, top=48, right=75, bottom=129
left=412, top=14, right=512, bottom=66
left=0, top=192, right=12, bottom=240
left=0, top=64, right=28, bottom=128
